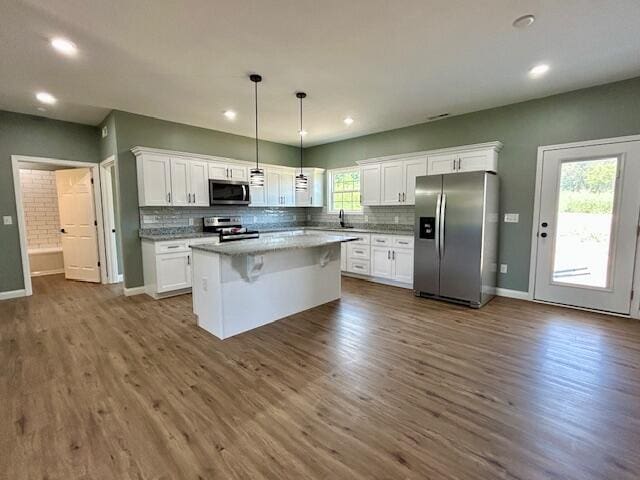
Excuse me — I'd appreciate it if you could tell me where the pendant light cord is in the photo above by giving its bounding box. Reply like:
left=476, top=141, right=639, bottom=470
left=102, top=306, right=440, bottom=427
left=299, top=96, right=303, bottom=173
left=254, top=80, right=259, bottom=169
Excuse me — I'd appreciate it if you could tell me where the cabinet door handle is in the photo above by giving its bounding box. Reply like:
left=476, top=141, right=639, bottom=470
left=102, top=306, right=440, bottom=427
left=193, top=193, right=196, bottom=204
left=388, top=250, right=390, bottom=259
left=457, top=158, right=461, bottom=170
left=187, top=193, right=191, bottom=203
left=452, top=159, right=456, bottom=171
left=398, top=192, right=401, bottom=202
left=187, top=255, right=191, bottom=265
left=392, top=250, right=395, bottom=260
left=168, top=192, right=171, bottom=203
left=230, top=169, right=233, bottom=178
left=402, top=192, right=406, bottom=202
left=167, top=245, right=179, bottom=249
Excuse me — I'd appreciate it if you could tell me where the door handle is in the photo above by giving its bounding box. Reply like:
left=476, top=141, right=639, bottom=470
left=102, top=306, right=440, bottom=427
left=435, top=193, right=442, bottom=258
left=541, top=222, right=548, bottom=228
left=60, top=228, right=66, bottom=234
left=540, top=232, right=548, bottom=238
left=440, top=193, right=447, bottom=256
left=112, top=229, right=116, bottom=233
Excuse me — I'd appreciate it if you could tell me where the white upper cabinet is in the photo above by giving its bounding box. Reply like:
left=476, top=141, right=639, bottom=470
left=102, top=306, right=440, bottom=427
left=137, top=154, right=172, bottom=206
left=208, top=161, right=248, bottom=181
left=133, top=147, right=324, bottom=208
left=169, top=157, right=190, bottom=206
left=403, top=156, right=428, bottom=204
left=427, top=147, right=498, bottom=175
left=381, top=161, right=404, bottom=205
left=189, top=159, right=209, bottom=206
left=357, top=142, right=501, bottom=206
left=364, top=156, right=428, bottom=206
left=295, top=168, right=325, bottom=207
left=360, top=164, right=381, bottom=205
left=427, top=153, right=458, bottom=175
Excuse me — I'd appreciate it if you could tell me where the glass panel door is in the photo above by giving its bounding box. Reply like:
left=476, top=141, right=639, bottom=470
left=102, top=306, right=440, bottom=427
left=552, top=158, right=619, bottom=289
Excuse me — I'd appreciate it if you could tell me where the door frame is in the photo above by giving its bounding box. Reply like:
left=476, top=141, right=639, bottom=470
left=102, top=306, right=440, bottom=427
left=99, top=156, right=123, bottom=283
left=528, top=134, right=640, bottom=319
left=11, top=155, right=108, bottom=296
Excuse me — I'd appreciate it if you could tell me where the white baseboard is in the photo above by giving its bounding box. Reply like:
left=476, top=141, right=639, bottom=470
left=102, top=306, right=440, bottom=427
left=30, top=268, right=65, bottom=277
left=123, top=286, right=146, bottom=296
left=0, top=289, right=27, bottom=300
left=495, top=288, right=530, bottom=300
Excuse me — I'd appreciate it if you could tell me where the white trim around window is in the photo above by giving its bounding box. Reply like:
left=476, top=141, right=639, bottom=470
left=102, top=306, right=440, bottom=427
left=326, top=167, right=363, bottom=215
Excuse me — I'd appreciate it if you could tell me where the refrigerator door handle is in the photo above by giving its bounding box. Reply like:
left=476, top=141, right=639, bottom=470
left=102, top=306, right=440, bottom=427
left=440, top=193, right=447, bottom=257
left=435, top=193, right=442, bottom=258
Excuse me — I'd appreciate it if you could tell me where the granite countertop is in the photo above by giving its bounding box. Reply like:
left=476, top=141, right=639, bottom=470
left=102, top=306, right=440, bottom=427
left=191, top=232, right=359, bottom=256
left=140, top=225, right=413, bottom=242
left=304, top=226, right=414, bottom=236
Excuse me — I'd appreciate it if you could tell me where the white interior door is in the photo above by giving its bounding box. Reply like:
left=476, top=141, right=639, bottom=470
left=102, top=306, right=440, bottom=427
left=55, top=168, right=101, bottom=282
left=534, top=141, right=640, bottom=314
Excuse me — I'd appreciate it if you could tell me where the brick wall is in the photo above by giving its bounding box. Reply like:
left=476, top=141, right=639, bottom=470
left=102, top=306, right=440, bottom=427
left=19, top=169, right=62, bottom=250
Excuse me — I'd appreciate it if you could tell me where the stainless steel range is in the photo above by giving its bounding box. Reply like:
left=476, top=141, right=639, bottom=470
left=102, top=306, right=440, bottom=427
left=203, top=216, right=259, bottom=242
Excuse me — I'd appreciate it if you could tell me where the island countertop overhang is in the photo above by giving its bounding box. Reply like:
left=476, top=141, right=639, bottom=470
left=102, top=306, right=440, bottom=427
left=190, top=232, right=359, bottom=256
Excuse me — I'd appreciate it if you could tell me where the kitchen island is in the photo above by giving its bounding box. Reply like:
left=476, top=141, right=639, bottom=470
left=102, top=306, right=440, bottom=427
left=191, top=231, right=358, bottom=339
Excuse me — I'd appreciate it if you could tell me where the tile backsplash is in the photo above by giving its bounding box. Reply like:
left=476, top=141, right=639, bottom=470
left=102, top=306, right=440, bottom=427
left=139, top=204, right=415, bottom=234
left=139, top=206, right=307, bottom=232
left=20, top=169, right=62, bottom=250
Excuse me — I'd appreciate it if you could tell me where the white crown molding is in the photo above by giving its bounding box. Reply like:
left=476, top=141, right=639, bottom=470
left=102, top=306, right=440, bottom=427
left=356, top=141, right=503, bottom=165
left=131, top=146, right=255, bottom=167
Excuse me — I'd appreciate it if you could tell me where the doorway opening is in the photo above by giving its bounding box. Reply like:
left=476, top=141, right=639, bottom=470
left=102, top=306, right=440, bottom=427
left=11, top=155, right=120, bottom=296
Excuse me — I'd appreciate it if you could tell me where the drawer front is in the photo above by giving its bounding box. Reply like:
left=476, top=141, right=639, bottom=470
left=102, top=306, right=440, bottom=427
left=348, top=258, right=370, bottom=275
left=371, top=234, right=393, bottom=246
left=348, top=243, right=370, bottom=260
left=350, top=233, right=371, bottom=245
left=393, top=236, right=414, bottom=249
left=155, top=241, right=190, bottom=254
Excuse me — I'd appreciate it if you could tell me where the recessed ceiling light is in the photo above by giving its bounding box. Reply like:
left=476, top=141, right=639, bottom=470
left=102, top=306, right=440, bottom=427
left=299, top=129, right=308, bottom=137
left=223, top=110, right=236, bottom=120
left=513, top=14, right=535, bottom=29
left=50, top=37, right=78, bottom=56
left=343, top=116, right=354, bottom=126
left=529, top=64, right=550, bottom=78
left=36, top=92, right=57, bottom=104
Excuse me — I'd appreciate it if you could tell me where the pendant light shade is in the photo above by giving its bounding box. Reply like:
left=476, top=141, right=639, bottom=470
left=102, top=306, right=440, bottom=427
left=249, top=74, right=265, bottom=187
left=295, top=91, right=308, bottom=192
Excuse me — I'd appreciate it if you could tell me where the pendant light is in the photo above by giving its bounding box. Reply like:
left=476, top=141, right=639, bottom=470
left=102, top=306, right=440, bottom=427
left=249, top=74, right=265, bottom=187
left=295, top=92, right=308, bottom=191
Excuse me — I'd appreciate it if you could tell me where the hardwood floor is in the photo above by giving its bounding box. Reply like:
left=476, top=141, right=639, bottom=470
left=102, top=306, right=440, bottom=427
left=1, top=274, right=639, bottom=479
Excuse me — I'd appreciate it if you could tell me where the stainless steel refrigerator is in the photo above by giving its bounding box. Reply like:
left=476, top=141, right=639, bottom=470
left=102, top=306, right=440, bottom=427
left=413, top=171, right=499, bottom=308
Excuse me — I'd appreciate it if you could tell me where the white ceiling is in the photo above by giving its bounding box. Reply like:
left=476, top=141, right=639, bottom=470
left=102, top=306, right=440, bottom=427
left=1, top=0, right=639, bottom=146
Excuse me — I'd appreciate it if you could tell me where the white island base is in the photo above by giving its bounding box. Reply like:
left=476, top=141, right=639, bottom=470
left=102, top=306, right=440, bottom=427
left=192, top=244, right=342, bottom=339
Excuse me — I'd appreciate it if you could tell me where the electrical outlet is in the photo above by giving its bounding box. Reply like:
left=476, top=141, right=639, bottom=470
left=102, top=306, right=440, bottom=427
left=394, top=216, right=399, bottom=224
left=188, top=218, right=194, bottom=226
left=3, top=215, right=13, bottom=225
left=500, top=264, right=508, bottom=274
left=504, top=213, right=519, bottom=223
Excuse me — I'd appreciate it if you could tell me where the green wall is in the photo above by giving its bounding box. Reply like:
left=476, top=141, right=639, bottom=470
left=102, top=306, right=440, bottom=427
left=109, top=111, right=300, bottom=288
left=0, top=110, right=100, bottom=292
left=304, top=77, right=640, bottom=292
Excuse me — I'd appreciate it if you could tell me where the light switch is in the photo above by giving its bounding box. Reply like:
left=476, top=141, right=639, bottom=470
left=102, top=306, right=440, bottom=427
left=500, top=264, right=508, bottom=274
left=3, top=216, right=13, bottom=225
left=504, top=213, right=519, bottom=223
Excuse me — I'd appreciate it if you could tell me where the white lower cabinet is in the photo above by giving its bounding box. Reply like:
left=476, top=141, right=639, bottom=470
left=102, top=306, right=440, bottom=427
left=371, top=246, right=393, bottom=278
left=142, top=238, right=217, bottom=298
left=156, top=251, right=191, bottom=293
left=392, top=248, right=414, bottom=284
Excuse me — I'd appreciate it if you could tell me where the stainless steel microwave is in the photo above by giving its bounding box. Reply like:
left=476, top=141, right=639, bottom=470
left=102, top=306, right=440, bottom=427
left=208, top=179, right=250, bottom=205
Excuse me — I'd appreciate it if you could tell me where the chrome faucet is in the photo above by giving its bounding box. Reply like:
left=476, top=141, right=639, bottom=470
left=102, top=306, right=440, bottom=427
left=339, top=209, right=345, bottom=228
